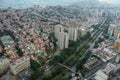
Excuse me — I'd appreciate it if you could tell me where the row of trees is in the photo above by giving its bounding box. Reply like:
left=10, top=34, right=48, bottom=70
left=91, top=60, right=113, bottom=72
left=30, top=59, right=44, bottom=80
left=42, top=66, right=66, bottom=80
left=76, top=51, right=92, bottom=75
left=81, top=32, right=91, bottom=41
left=49, top=47, right=77, bottom=65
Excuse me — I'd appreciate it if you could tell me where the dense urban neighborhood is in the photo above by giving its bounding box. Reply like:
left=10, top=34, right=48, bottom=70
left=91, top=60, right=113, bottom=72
left=0, top=0, right=120, bottom=80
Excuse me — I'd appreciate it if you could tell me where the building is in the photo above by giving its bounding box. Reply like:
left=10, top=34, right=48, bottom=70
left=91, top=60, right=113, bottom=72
left=0, top=35, right=14, bottom=46
left=108, top=24, right=116, bottom=36
left=103, top=62, right=116, bottom=75
left=54, top=25, right=64, bottom=39
left=113, top=39, right=120, bottom=51
left=78, top=27, right=87, bottom=37
left=116, top=54, right=120, bottom=63
left=84, top=57, right=100, bottom=70
left=10, top=57, right=30, bottom=75
left=0, top=35, right=17, bottom=58
left=0, top=58, right=10, bottom=73
left=54, top=25, right=69, bottom=50
left=94, top=70, right=108, bottom=80
left=0, top=46, right=3, bottom=53
left=108, top=24, right=120, bottom=39
left=58, top=32, right=69, bottom=50
left=5, top=47, right=18, bottom=58
left=68, top=27, right=78, bottom=41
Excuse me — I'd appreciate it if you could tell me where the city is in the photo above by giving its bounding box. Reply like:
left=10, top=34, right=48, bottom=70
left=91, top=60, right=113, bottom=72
left=0, top=0, right=120, bottom=80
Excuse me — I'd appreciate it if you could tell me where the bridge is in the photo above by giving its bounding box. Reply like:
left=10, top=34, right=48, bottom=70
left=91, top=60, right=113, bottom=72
left=57, top=63, right=76, bottom=73
left=57, top=63, right=82, bottom=78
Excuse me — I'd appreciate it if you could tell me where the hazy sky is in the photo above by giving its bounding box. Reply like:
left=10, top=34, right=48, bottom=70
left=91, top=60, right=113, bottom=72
left=0, top=0, right=120, bottom=8
left=98, top=0, right=120, bottom=4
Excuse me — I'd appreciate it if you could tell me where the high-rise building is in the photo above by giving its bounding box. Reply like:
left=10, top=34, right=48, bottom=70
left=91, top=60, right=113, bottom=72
left=54, top=25, right=64, bottom=39
left=64, top=33, right=69, bottom=49
left=58, top=32, right=69, bottom=50
left=113, top=39, right=120, bottom=51
left=68, top=27, right=78, bottom=41
left=10, top=57, right=30, bottom=75
left=54, top=25, right=69, bottom=50
left=108, top=24, right=120, bottom=39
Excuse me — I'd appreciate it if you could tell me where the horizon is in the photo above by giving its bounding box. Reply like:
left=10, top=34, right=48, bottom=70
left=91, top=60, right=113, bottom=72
left=0, top=0, right=120, bottom=9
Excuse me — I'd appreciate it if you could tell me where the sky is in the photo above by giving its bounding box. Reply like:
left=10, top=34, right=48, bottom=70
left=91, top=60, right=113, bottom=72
left=98, top=0, right=120, bottom=4
left=0, top=0, right=120, bottom=8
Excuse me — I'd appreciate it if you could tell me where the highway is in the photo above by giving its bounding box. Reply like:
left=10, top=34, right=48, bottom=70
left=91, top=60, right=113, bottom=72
left=79, top=16, right=112, bottom=79
left=62, top=16, right=112, bottom=79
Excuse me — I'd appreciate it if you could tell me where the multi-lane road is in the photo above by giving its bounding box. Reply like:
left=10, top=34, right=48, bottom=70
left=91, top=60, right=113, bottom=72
left=79, top=16, right=113, bottom=80
left=62, top=16, right=112, bottom=79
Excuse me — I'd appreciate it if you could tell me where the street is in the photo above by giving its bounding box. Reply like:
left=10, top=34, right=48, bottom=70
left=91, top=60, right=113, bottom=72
left=63, top=16, right=111, bottom=79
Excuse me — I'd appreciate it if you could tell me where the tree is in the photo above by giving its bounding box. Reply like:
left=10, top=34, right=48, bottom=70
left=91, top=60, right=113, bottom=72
left=62, top=75, right=72, bottom=80
left=52, top=66, right=66, bottom=77
left=42, top=74, right=53, bottom=80
left=30, top=59, right=41, bottom=71
left=26, top=32, right=30, bottom=35
left=62, top=48, right=75, bottom=56
left=30, top=39, right=34, bottom=43
left=52, top=55, right=64, bottom=63
left=45, top=44, right=53, bottom=56
left=15, top=46, right=23, bottom=57
left=76, top=61, right=83, bottom=70
left=30, top=69, right=44, bottom=80
left=76, top=51, right=92, bottom=70
left=52, top=74, right=62, bottom=80
left=38, top=56, right=46, bottom=65
left=81, top=32, right=91, bottom=41
left=94, top=41, right=99, bottom=48
left=48, top=32, right=57, bottom=51
left=69, top=40, right=80, bottom=49
left=0, top=49, right=5, bottom=57
left=104, top=35, right=109, bottom=39
left=98, top=37, right=104, bottom=43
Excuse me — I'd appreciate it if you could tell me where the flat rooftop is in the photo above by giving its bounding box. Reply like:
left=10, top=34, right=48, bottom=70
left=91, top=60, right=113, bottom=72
left=11, top=57, right=29, bottom=65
